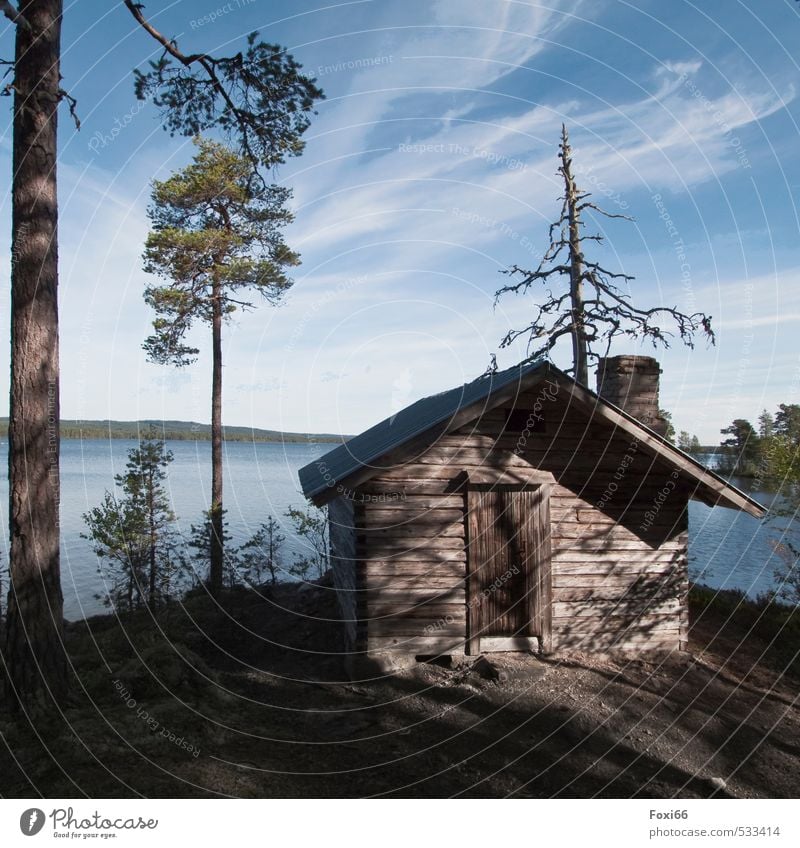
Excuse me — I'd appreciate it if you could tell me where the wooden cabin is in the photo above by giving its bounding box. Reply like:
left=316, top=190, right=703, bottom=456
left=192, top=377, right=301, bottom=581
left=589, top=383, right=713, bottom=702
left=299, top=356, right=765, bottom=671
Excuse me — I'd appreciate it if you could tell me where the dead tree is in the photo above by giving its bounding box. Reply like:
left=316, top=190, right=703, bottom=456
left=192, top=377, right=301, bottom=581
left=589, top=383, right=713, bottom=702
left=495, top=125, right=714, bottom=385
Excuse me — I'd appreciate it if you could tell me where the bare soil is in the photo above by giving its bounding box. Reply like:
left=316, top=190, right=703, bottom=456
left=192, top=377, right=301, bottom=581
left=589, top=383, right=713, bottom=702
left=1, top=580, right=798, bottom=798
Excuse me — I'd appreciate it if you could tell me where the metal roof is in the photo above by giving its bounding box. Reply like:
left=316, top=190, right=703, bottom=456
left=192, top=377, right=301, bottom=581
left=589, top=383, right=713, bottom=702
left=299, top=359, right=548, bottom=500
left=298, top=359, right=766, bottom=519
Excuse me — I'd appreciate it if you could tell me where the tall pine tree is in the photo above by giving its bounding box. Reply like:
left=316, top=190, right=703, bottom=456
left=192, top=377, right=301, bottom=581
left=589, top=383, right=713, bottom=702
left=142, top=138, right=298, bottom=596
left=4, top=0, right=67, bottom=710
left=2, top=0, right=322, bottom=709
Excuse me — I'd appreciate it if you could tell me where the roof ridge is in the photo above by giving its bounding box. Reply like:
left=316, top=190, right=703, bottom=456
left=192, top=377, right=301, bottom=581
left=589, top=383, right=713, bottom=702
left=299, top=359, right=548, bottom=499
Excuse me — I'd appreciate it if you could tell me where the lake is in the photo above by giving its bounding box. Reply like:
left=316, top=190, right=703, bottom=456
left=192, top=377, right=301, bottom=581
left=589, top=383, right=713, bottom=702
left=0, top=438, right=328, bottom=620
left=0, top=440, right=792, bottom=620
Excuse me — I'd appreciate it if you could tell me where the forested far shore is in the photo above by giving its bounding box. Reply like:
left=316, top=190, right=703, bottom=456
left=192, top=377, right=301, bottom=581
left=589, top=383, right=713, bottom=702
left=716, top=403, right=800, bottom=481
left=0, top=418, right=347, bottom=444
left=0, top=416, right=755, bottom=453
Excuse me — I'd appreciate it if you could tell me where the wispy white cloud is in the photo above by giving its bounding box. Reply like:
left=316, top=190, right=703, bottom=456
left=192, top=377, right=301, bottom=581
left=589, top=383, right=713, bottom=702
left=288, top=44, right=794, bottom=279
left=1, top=0, right=796, bottom=444
left=290, top=0, right=587, bottom=201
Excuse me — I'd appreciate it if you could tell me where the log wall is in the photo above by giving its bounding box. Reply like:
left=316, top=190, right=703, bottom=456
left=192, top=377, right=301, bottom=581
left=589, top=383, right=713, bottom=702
left=328, top=495, right=358, bottom=651
left=349, top=385, right=690, bottom=655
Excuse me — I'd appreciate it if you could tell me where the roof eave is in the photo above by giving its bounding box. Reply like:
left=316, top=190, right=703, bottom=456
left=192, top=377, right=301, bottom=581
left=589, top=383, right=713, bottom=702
left=303, top=362, right=767, bottom=520
left=551, top=374, right=767, bottom=519
left=303, top=360, right=554, bottom=504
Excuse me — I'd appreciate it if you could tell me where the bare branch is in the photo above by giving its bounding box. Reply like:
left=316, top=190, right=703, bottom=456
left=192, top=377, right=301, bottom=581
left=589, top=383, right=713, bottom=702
left=58, top=88, right=80, bottom=130
left=1, top=0, right=29, bottom=30
left=578, top=200, right=635, bottom=222
left=122, top=1, right=205, bottom=65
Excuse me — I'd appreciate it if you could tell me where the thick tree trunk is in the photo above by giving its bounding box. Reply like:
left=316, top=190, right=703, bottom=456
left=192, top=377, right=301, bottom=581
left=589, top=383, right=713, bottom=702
left=209, top=285, right=224, bottom=596
left=3, top=0, right=67, bottom=710
left=560, top=125, right=588, bottom=386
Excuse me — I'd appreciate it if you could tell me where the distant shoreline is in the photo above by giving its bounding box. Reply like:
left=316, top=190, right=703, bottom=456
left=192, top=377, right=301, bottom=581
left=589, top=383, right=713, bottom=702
left=0, top=418, right=347, bottom=445
left=0, top=419, right=722, bottom=450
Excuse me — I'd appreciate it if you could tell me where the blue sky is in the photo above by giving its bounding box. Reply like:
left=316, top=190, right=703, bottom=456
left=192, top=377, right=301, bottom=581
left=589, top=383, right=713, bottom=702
left=1, top=0, right=799, bottom=442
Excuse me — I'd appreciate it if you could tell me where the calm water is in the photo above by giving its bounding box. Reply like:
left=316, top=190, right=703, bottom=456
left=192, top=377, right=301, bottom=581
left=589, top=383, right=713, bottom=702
left=0, top=439, right=327, bottom=620
left=688, top=480, right=788, bottom=600
left=686, top=453, right=792, bottom=599
left=0, top=441, right=792, bottom=620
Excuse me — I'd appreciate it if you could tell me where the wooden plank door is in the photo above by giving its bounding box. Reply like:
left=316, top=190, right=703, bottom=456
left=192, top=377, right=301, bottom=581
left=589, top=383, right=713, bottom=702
left=466, top=485, right=552, bottom=654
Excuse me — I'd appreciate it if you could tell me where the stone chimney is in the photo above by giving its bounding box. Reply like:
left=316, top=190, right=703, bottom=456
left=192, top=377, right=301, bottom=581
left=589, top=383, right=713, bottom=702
left=595, top=355, right=667, bottom=437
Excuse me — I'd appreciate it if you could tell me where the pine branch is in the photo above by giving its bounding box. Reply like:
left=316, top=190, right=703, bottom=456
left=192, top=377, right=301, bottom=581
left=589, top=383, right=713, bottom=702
left=123, top=1, right=323, bottom=172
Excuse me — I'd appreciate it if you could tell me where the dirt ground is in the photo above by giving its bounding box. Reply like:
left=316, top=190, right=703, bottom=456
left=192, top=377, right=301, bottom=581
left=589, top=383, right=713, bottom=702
left=1, top=580, right=798, bottom=798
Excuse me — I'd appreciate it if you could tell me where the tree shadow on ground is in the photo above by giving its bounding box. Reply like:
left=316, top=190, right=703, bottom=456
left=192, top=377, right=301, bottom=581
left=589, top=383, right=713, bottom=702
left=1, top=582, right=797, bottom=798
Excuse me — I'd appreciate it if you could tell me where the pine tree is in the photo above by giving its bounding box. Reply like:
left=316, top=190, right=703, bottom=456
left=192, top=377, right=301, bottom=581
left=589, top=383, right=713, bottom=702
left=83, top=432, right=184, bottom=614
left=238, top=518, right=286, bottom=586
left=142, top=138, right=298, bottom=596
left=720, top=419, right=760, bottom=475
left=285, top=506, right=329, bottom=581
left=4, top=0, right=68, bottom=709
left=758, top=409, right=775, bottom=439
left=188, top=510, right=237, bottom=590
left=2, top=0, right=322, bottom=709
left=774, top=404, right=800, bottom=445
left=661, top=409, right=676, bottom=444
left=678, top=431, right=702, bottom=453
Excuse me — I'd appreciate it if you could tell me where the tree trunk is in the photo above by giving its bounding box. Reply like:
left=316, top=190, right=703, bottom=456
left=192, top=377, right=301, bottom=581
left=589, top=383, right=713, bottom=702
left=209, top=283, right=224, bottom=596
left=148, top=467, right=156, bottom=607
left=560, top=125, right=588, bottom=386
left=3, top=0, right=67, bottom=710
